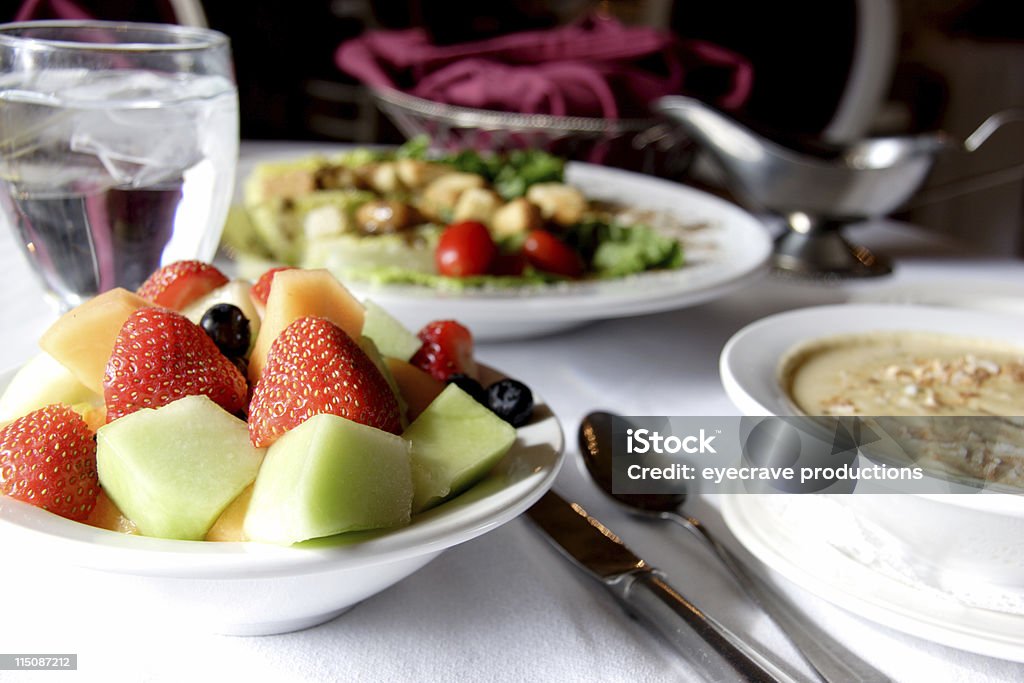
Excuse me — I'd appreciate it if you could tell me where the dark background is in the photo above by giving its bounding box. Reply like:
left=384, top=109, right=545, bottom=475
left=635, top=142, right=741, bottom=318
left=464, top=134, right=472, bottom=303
left=5, top=0, right=1022, bottom=253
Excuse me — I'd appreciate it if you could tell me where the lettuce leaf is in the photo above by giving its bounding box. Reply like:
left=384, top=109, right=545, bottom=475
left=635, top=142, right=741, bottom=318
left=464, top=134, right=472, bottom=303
left=395, top=137, right=564, bottom=198
left=564, top=218, right=684, bottom=277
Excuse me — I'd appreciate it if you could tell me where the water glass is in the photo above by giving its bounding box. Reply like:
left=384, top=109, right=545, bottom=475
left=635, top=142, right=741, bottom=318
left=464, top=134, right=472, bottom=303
left=0, top=21, right=239, bottom=310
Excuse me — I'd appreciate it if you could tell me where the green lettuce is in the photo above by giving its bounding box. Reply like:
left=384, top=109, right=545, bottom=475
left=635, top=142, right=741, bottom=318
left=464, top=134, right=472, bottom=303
left=563, top=218, right=684, bottom=277
left=395, top=137, right=564, bottom=199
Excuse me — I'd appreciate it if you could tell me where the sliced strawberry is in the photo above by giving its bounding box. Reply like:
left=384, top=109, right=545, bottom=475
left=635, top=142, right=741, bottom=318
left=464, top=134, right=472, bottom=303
left=248, top=316, right=402, bottom=447
left=0, top=404, right=99, bottom=521
left=103, top=308, right=248, bottom=422
left=250, top=266, right=295, bottom=307
left=137, top=260, right=229, bottom=310
left=410, top=320, right=477, bottom=382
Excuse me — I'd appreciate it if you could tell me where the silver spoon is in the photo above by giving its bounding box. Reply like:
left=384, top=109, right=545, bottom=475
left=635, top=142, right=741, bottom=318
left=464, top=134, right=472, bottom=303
left=579, top=411, right=892, bottom=683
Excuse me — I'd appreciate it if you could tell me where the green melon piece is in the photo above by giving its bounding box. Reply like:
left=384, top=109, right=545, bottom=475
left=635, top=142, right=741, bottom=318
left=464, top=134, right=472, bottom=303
left=0, top=352, right=99, bottom=421
left=404, top=384, right=517, bottom=513
left=358, top=336, right=408, bottom=430
left=96, top=395, right=265, bottom=541
left=243, top=413, right=412, bottom=545
left=361, top=299, right=421, bottom=362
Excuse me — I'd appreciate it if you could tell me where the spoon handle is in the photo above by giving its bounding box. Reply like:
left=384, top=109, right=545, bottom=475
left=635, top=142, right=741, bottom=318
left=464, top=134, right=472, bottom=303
left=664, top=511, right=892, bottom=683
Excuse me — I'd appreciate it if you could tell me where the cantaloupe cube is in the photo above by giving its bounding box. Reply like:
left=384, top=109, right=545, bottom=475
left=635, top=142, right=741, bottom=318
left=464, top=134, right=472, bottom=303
left=39, top=288, right=152, bottom=394
left=386, top=358, right=445, bottom=422
left=248, top=269, right=365, bottom=384
left=85, top=490, right=138, bottom=535
left=206, top=484, right=253, bottom=542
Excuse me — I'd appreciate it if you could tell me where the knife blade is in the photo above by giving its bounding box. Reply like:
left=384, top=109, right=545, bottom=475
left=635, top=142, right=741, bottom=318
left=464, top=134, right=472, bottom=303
left=527, top=491, right=803, bottom=683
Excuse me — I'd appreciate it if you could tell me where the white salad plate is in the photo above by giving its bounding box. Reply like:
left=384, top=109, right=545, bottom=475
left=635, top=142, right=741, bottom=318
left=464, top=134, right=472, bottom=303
left=232, top=144, right=772, bottom=340
left=0, top=366, right=564, bottom=636
left=718, top=303, right=1024, bottom=660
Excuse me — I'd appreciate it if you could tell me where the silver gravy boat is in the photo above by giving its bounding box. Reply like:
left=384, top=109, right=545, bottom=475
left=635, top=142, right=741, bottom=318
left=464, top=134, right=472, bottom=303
left=657, top=96, right=1022, bottom=277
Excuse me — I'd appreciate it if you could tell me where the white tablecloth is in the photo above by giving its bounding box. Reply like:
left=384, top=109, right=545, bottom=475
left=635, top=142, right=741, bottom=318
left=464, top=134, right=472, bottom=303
left=1, top=148, right=1023, bottom=682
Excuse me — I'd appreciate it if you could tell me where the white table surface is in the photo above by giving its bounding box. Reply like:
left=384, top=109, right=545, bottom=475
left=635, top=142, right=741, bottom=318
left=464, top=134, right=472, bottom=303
left=1, top=146, right=1023, bottom=683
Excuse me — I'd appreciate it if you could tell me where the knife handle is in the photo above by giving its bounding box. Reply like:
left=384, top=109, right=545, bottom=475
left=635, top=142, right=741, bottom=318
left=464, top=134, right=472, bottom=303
left=611, top=570, right=790, bottom=683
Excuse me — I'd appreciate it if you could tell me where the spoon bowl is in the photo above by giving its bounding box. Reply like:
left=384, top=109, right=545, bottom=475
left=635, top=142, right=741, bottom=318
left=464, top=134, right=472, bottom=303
left=578, top=411, right=687, bottom=515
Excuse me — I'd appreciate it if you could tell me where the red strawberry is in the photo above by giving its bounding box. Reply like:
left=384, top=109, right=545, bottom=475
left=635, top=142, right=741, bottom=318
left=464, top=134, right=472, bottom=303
left=250, top=266, right=295, bottom=306
left=0, top=404, right=99, bottom=521
left=137, top=260, right=229, bottom=310
left=410, top=320, right=477, bottom=382
left=248, top=316, right=401, bottom=447
left=103, top=308, right=248, bottom=422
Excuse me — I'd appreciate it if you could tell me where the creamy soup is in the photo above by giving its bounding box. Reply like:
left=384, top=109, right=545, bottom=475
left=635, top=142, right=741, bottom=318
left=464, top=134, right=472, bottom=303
left=780, top=332, right=1024, bottom=417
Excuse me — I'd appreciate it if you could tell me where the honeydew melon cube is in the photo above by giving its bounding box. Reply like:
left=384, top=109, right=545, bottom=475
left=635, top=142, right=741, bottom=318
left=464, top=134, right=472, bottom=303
left=361, top=300, right=421, bottom=362
left=96, top=395, right=265, bottom=541
left=0, top=352, right=99, bottom=421
left=244, top=413, right=413, bottom=545
left=358, top=336, right=408, bottom=430
left=404, top=385, right=516, bottom=513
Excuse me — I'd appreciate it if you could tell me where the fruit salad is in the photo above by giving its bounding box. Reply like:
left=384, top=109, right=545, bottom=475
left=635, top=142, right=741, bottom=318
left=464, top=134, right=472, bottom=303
left=222, top=139, right=684, bottom=290
left=0, top=261, right=534, bottom=545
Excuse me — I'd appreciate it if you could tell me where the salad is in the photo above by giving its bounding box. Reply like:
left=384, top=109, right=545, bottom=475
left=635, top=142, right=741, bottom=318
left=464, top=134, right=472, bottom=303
left=223, top=139, right=684, bottom=290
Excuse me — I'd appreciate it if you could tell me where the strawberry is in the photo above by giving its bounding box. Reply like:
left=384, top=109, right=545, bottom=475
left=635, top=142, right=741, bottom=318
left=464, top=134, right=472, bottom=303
left=248, top=316, right=401, bottom=447
left=137, top=260, right=229, bottom=310
left=0, top=404, right=99, bottom=521
left=410, top=320, right=477, bottom=382
left=103, top=308, right=248, bottom=422
left=250, top=266, right=295, bottom=306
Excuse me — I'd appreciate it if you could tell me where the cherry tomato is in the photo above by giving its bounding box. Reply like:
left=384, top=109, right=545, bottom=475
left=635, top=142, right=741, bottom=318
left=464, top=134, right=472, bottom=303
left=436, top=221, right=498, bottom=277
left=523, top=230, right=584, bottom=278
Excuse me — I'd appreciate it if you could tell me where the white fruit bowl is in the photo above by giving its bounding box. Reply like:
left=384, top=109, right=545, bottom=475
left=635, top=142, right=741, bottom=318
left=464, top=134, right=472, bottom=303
left=0, top=367, right=564, bottom=636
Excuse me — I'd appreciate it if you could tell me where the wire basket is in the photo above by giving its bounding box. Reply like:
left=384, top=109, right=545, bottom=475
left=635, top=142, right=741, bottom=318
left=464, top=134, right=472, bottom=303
left=372, top=87, right=695, bottom=178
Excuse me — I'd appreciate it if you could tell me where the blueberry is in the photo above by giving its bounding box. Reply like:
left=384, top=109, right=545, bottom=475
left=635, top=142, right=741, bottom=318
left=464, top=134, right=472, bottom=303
left=446, top=373, right=487, bottom=405
left=486, top=378, right=533, bottom=427
left=200, top=303, right=251, bottom=359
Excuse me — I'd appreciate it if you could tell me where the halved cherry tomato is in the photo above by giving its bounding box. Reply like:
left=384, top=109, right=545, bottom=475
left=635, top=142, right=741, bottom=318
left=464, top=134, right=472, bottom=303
left=436, top=221, right=497, bottom=277
left=523, top=230, right=584, bottom=278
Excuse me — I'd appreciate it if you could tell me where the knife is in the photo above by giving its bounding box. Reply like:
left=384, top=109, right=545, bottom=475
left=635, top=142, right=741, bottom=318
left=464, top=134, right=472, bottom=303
left=526, top=491, right=805, bottom=683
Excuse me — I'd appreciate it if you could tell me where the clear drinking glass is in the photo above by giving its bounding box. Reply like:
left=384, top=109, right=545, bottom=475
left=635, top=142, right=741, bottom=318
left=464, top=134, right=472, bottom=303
left=0, top=21, right=239, bottom=311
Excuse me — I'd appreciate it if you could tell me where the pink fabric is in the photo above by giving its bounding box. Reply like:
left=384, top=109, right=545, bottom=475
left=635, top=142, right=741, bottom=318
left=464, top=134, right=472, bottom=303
left=15, top=0, right=94, bottom=21
left=336, top=15, right=753, bottom=119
